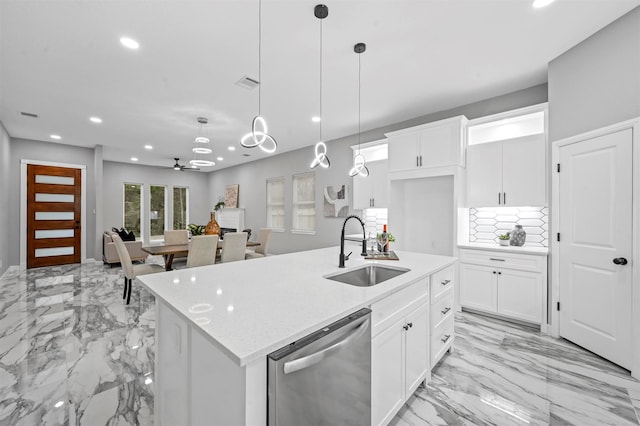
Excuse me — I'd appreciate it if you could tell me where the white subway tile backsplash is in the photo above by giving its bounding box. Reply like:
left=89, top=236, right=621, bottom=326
left=363, top=208, right=388, bottom=236
left=469, top=206, right=548, bottom=247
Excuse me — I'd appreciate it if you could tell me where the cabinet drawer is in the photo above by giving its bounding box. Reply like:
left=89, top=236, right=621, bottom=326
left=431, top=315, right=454, bottom=367
left=430, top=289, right=454, bottom=328
left=371, top=279, right=429, bottom=334
left=459, top=249, right=544, bottom=273
left=430, top=265, right=454, bottom=302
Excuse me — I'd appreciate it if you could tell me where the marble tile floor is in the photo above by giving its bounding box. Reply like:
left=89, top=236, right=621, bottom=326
left=1, top=262, right=638, bottom=425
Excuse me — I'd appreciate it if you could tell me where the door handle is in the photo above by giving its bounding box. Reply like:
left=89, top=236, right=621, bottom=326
left=613, top=257, right=628, bottom=265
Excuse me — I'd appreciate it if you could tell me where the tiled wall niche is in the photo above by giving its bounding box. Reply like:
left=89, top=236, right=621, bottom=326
left=469, top=206, right=548, bottom=247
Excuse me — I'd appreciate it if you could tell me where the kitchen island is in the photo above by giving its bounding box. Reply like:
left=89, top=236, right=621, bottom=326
left=139, top=246, right=456, bottom=426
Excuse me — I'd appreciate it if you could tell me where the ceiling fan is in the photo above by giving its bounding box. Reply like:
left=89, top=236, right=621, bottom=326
left=171, top=158, right=200, bottom=171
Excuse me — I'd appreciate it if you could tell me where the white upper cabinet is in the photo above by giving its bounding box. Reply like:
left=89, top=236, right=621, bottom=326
left=353, top=160, right=389, bottom=209
left=467, top=134, right=546, bottom=207
left=386, top=116, right=467, bottom=174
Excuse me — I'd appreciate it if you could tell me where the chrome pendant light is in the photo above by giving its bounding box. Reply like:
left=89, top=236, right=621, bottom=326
left=349, top=42, right=369, bottom=177
left=241, top=0, right=277, bottom=154
left=310, top=4, right=330, bottom=169
left=190, top=117, right=215, bottom=167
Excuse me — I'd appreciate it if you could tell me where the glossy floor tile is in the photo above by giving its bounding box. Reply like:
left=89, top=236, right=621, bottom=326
left=1, top=262, right=638, bottom=425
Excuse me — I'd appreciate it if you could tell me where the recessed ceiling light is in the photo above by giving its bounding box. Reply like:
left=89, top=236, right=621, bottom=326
left=50, top=134, right=61, bottom=140
left=144, top=145, right=153, bottom=150
left=217, top=157, right=223, bottom=161
left=532, top=0, right=555, bottom=8
left=131, top=157, right=138, bottom=162
left=89, top=116, right=102, bottom=124
left=120, top=37, right=140, bottom=49
left=312, top=116, right=321, bottom=123
left=54, top=401, right=64, bottom=408
left=228, top=146, right=236, bottom=151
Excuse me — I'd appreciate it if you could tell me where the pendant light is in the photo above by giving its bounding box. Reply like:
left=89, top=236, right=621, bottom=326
left=241, top=0, right=277, bottom=154
left=190, top=117, right=215, bottom=167
left=310, top=4, right=330, bottom=169
left=349, top=42, right=369, bottom=177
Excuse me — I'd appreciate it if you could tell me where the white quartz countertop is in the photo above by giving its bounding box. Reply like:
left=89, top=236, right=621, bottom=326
left=458, top=242, right=549, bottom=256
left=138, top=246, right=456, bottom=366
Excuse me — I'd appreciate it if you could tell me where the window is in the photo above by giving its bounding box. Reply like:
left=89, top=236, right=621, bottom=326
left=173, top=187, right=188, bottom=231
left=123, top=183, right=142, bottom=239
left=266, top=177, right=284, bottom=231
left=292, top=172, right=315, bottom=234
left=149, top=185, right=166, bottom=241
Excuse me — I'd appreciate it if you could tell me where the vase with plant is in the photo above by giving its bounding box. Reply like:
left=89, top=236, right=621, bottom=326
left=187, top=224, right=205, bottom=237
left=498, top=233, right=510, bottom=246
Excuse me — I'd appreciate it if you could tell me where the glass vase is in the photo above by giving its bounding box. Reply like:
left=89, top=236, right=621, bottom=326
left=509, top=224, right=526, bottom=246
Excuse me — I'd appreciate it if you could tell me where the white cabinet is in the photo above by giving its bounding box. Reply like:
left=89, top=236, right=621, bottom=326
left=429, top=265, right=455, bottom=366
left=371, top=279, right=430, bottom=426
left=353, top=160, right=389, bottom=209
left=386, top=116, right=467, bottom=174
left=459, top=248, right=547, bottom=325
left=156, top=302, right=189, bottom=425
left=466, top=134, right=546, bottom=207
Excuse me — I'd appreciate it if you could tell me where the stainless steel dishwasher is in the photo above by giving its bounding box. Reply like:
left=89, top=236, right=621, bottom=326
left=267, top=308, right=371, bottom=426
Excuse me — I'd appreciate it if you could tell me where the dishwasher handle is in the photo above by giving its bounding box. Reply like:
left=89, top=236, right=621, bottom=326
left=283, top=318, right=369, bottom=375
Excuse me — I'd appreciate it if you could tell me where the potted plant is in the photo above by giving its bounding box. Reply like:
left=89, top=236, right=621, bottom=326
left=214, top=201, right=225, bottom=212
left=498, top=233, right=510, bottom=246
left=187, top=223, right=205, bottom=237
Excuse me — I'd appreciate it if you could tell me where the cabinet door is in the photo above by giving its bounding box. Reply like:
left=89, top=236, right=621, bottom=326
left=404, top=303, right=429, bottom=396
left=497, top=268, right=543, bottom=324
left=352, top=172, right=373, bottom=210
left=157, top=302, right=189, bottom=425
left=418, top=122, right=459, bottom=168
left=372, top=318, right=404, bottom=426
left=370, top=160, right=389, bottom=208
left=502, top=134, right=546, bottom=206
left=459, top=262, right=498, bottom=313
left=388, top=132, right=419, bottom=172
left=466, top=142, right=502, bottom=206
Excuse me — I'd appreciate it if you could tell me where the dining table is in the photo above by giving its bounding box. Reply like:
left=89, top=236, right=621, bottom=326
left=142, top=240, right=261, bottom=271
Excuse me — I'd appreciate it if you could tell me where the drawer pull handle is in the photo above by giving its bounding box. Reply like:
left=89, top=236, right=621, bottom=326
left=441, top=307, right=451, bottom=315
left=489, top=258, right=505, bottom=262
left=441, top=279, right=451, bottom=285
left=441, top=334, right=451, bottom=344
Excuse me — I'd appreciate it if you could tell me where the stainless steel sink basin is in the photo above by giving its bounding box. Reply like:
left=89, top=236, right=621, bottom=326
left=324, top=264, right=410, bottom=287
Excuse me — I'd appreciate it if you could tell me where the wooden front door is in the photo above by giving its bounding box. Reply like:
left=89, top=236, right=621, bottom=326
left=558, top=128, right=633, bottom=370
left=27, top=164, right=81, bottom=268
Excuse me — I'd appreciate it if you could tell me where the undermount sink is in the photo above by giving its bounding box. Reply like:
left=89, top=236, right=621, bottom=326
left=324, top=264, right=411, bottom=287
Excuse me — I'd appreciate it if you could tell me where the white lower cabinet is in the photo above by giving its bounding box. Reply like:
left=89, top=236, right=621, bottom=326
left=429, top=265, right=455, bottom=366
left=459, top=248, right=547, bottom=326
left=371, top=279, right=430, bottom=426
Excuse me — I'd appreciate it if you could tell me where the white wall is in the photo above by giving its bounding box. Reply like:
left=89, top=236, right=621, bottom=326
left=0, top=122, right=10, bottom=275
left=103, top=161, right=212, bottom=242
left=208, top=84, right=548, bottom=255
left=548, top=6, right=640, bottom=141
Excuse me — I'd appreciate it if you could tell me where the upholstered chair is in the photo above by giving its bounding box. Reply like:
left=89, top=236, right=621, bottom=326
left=220, top=232, right=248, bottom=263
left=186, top=235, right=219, bottom=268
left=164, top=230, right=189, bottom=245
left=245, top=228, right=272, bottom=259
left=112, top=234, right=164, bottom=304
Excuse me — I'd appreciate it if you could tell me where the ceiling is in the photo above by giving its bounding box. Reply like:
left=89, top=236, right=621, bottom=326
left=1, top=0, right=638, bottom=171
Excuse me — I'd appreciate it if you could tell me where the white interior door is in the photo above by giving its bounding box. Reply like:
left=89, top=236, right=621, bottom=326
left=559, top=128, right=633, bottom=370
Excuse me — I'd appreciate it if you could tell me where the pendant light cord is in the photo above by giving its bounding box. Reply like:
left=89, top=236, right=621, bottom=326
left=358, top=51, right=361, bottom=154
left=258, top=0, right=262, bottom=116
left=319, top=16, right=323, bottom=143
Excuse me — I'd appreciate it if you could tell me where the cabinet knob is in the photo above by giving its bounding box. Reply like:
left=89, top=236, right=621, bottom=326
left=403, top=324, right=409, bottom=331
left=613, top=257, right=628, bottom=265
left=408, top=322, right=413, bottom=328
left=498, top=271, right=502, bottom=275
left=492, top=271, right=497, bottom=274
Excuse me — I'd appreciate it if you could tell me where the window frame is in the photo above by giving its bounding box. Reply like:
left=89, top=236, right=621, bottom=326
left=123, top=183, right=143, bottom=241
left=149, top=184, right=167, bottom=242
left=266, top=176, right=285, bottom=232
left=172, top=186, right=189, bottom=231
left=291, top=172, right=316, bottom=235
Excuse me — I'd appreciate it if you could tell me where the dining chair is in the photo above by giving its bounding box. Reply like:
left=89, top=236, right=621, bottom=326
left=164, top=229, right=189, bottom=245
left=186, top=235, right=218, bottom=268
left=245, top=228, right=271, bottom=259
left=220, top=232, right=248, bottom=263
left=112, top=234, right=164, bottom=304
